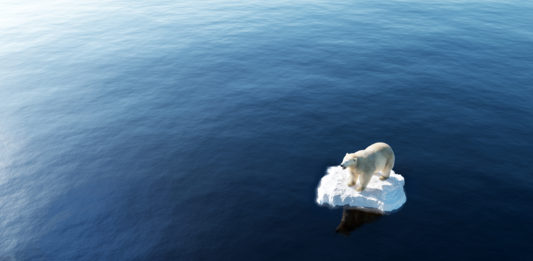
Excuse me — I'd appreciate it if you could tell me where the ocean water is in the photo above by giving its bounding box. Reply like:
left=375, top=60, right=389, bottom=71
left=1, top=0, right=533, bottom=260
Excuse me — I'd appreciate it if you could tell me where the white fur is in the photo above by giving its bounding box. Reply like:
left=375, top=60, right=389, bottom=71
left=340, top=142, right=395, bottom=192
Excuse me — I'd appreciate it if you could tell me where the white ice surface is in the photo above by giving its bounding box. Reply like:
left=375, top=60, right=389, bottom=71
left=316, top=166, right=406, bottom=212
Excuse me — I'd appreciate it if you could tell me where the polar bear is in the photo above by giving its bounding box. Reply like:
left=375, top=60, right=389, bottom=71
left=340, top=142, right=395, bottom=192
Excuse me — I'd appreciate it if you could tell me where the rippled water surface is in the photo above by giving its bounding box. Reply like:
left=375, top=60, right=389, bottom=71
left=1, top=0, right=533, bottom=260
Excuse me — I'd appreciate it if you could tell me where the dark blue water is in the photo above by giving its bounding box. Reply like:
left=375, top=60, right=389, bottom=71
left=1, top=0, right=533, bottom=260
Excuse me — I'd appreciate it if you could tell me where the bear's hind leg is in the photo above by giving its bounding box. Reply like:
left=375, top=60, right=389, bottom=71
left=379, top=156, right=395, bottom=180
left=379, top=168, right=391, bottom=180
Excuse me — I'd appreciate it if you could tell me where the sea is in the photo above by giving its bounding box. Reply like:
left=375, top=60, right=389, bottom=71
left=1, top=0, right=532, bottom=260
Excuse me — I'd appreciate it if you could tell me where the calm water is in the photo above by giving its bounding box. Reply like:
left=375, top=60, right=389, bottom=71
left=1, top=0, right=533, bottom=260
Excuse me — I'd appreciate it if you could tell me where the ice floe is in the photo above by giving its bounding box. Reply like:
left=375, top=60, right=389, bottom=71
left=316, top=166, right=406, bottom=212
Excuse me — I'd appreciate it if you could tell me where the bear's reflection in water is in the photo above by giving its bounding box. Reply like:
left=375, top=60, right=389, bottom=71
left=336, top=207, right=383, bottom=235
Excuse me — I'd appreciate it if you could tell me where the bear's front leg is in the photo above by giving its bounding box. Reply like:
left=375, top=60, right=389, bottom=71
left=347, top=170, right=359, bottom=187
left=356, top=173, right=372, bottom=192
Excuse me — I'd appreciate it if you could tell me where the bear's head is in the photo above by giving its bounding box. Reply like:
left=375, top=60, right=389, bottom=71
left=340, top=156, right=357, bottom=169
